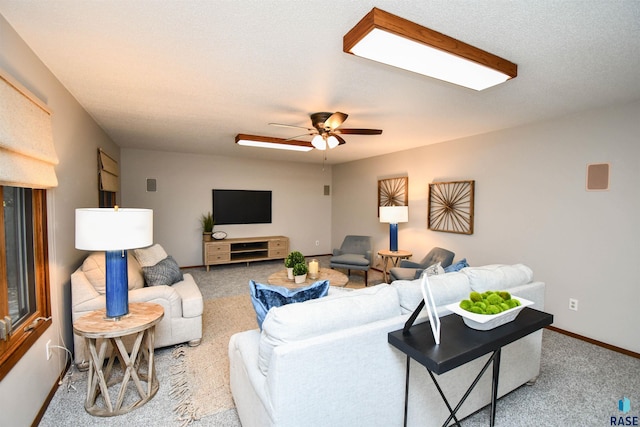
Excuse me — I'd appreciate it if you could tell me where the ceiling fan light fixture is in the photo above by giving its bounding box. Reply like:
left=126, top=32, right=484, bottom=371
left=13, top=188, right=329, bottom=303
left=311, top=134, right=327, bottom=150
left=343, top=8, right=517, bottom=91
left=327, top=135, right=340, bottom=149
left=235, top=134, right=313, bottom=152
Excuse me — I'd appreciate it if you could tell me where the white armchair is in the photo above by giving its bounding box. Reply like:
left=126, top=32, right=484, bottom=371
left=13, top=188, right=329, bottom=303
left=71, top=248, right=203, bottom=369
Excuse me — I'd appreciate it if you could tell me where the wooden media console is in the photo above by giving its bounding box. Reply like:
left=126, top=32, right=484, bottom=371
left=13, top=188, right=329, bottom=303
left=203, top=235, right=289, bottom=271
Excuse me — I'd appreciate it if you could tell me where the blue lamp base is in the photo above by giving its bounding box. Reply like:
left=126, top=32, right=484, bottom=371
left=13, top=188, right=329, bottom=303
left=389, top=223, right=399, bottom=252
left=105, top=250, right=129, bottom=319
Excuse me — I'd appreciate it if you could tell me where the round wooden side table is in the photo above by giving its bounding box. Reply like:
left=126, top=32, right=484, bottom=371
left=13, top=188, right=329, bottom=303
left=378, top=249, right=412, bottom=283
left=73, top=302, right=164, bottom=416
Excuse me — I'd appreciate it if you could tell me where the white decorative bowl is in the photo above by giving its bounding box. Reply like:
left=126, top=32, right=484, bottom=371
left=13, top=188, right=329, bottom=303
left=446, top=296, right=534, bottom=331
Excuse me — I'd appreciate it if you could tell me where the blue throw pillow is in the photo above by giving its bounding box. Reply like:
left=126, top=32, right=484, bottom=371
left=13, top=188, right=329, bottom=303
left=444, top=258, right=469, bottom=273
left=249, top=279, right=330, bottom=329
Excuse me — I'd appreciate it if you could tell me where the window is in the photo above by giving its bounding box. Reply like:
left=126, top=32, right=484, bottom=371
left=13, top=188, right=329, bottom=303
left=99, top=190, right=116, bottom=208
left=98, top=149, right=118, bottom=208
left=0, top=186, right=51, bottom=380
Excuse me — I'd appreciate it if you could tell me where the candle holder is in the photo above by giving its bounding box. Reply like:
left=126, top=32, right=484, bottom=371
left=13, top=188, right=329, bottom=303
left=308, top=259, right=319, bottom=279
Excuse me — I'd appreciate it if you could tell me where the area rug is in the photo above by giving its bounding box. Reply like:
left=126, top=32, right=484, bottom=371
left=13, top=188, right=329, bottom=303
left=171, top=294, right=257, bottom=425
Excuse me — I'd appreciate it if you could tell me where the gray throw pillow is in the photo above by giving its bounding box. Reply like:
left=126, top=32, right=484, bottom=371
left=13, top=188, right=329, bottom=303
left=142, top=255, right=183, bottom=286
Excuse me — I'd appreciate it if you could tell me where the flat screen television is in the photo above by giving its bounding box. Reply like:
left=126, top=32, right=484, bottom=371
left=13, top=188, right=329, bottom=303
left=212, top=189, right=272, bottom=225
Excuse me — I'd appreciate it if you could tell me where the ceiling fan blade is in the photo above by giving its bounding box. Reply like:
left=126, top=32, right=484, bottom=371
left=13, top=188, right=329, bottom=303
left=269, top=122, right=315, bottom=132
left=283, top=132, right=316, bottom=141
left=324, top=112, right=348, bottom=130
left=331, top=133, right=347, bottom=146
left=334, top=128, right=383, bottom=135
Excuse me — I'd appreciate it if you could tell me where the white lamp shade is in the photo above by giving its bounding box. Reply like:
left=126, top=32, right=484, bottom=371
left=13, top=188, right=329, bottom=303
left=75, top=208, right=153, bottom=251
left=327, top=135, right=340, bottom=149
left=311, top=135, right=327, bottom=150
left=379, top=206, right=409, bottom=224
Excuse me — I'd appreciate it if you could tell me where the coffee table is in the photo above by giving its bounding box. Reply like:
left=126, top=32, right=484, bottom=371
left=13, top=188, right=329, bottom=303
left=268, top=267, right=349, bottom=288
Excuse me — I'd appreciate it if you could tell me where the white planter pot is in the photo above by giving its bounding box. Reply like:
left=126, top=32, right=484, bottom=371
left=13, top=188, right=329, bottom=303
left=287, top=267, right=294, bottom=280
left=294, top=274, right=307, bottom=284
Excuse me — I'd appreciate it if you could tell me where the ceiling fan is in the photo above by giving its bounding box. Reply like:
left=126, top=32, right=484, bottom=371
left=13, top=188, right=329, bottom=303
left=269, top=112, right=382, bottom=150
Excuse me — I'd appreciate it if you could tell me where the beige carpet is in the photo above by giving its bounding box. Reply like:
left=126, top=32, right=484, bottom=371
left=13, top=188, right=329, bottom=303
left=172, top=294, right=257, bottom=424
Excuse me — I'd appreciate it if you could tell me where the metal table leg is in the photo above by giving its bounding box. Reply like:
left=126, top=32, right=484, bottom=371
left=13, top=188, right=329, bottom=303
left=404, top=350, right=501, bottom=427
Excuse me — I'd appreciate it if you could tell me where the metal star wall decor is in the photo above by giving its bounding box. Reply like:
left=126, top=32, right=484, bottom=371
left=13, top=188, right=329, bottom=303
left=428, top=180, right=475, bottom=234
left=378, top=177, right=408, bottom=212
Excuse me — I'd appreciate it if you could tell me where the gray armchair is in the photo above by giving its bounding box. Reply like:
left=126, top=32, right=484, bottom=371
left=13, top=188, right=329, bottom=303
left=389, top=247, right=455, bottom=282
left=330, top=235, right=372, bottom=286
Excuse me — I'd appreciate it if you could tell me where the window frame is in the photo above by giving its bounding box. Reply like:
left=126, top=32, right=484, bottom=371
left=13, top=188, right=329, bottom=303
left=0, top=187, right=52, bottom=380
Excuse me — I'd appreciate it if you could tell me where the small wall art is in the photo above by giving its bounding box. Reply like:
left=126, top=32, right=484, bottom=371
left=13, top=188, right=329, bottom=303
left=428, top=180, right=475, bottom=235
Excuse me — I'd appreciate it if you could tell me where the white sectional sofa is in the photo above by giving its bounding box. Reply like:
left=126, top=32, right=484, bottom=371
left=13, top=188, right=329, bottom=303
left=229, top=264, right=546, bottom=427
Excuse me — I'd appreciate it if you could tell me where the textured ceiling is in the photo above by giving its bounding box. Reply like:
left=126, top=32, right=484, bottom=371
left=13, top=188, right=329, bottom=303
left=1, top=0, right=639, bottom=165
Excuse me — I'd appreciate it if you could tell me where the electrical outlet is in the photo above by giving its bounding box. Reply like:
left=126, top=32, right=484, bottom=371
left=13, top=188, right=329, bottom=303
left=46, top=339, right=52, bottom=360
left=569, top=298, right=578, bottom=311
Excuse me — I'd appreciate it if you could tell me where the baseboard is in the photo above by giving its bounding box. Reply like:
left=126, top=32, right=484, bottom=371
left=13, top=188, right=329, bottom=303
left=32, top=358, right=72, bottom=427
left=546, top=326, right=640, bottom=359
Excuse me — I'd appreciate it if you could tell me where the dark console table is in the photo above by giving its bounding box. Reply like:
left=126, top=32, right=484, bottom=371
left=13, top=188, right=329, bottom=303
left=388, top=308, right=553, bottom=427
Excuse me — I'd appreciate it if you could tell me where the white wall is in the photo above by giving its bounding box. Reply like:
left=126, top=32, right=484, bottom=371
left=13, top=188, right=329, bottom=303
left=0, top=14, right=121, bottom=426
left=121, top=148, right=332, bottom=265
left=333, top=100, right=640, bottom=354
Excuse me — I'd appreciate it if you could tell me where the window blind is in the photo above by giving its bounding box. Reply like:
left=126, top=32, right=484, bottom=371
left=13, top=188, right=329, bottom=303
left=98, top=148, right=119, bottom=192
left=0, top=68, right=58, bottom=189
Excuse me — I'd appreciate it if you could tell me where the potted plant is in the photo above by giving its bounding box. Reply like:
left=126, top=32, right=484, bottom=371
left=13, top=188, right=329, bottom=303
left=200, top=211, right=214, bottom=241
left=284, top=251, right=305, bottom=280
left=293, top=262, right=308, bottom=284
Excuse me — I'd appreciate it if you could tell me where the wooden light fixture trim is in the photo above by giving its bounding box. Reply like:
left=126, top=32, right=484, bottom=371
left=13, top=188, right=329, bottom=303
left=235, top=134, right=314, bottom=149
left=343, top=8, right=517, bottom=81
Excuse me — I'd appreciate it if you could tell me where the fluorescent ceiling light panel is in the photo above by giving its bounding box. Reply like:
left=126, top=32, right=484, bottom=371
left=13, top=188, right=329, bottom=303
left=343, top=8, right=517, bottom=91
left=235, top=134, right=313, bottom=152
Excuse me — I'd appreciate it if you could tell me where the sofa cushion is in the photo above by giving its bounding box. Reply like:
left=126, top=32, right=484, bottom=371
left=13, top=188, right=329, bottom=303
left=249, top=280, right=330, bottom=329
left=463, top=264, right=533, bottom=292
left=133, top=243, right=168, bottom=267
left=391, top=272, right=470, bottom=313
left=444, top=258, right=469, bottom=273
left=142, top=255, right=183, bottom=286
left=81, top=252, right=144, bottom=294
left=389, top=267, right=418, bottom=281
left=258, top=284, right=400, bottom=375
left=330, top=253, right=370, bottom=266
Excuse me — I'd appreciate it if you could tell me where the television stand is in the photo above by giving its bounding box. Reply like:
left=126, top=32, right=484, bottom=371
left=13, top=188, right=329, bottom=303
left=203, top=235, right=289, bottom=271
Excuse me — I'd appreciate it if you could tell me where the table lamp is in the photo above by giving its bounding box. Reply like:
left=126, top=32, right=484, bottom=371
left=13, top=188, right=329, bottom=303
left=380, top=206, right=408, bottom=252
left=75, top=207, right=153, bottom=319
